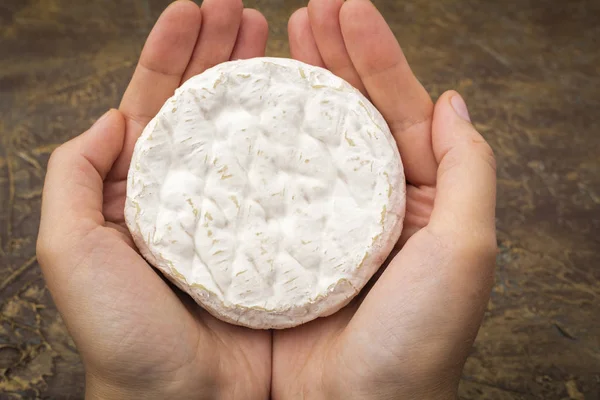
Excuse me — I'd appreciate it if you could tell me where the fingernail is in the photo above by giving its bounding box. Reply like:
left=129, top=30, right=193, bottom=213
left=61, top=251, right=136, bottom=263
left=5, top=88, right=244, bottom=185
left=91, top=109, right=112, bottom=127
left=450, top=94, right=471, bottom=122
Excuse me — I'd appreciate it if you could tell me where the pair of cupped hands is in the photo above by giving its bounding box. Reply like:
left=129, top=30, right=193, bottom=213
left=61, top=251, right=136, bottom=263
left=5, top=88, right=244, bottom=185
left=37, top=0, right=497, bottom=399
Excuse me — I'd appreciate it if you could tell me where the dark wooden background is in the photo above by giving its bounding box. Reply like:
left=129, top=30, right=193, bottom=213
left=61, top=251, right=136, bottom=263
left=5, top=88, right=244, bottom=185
left=1, top=0, right=599, bottom=398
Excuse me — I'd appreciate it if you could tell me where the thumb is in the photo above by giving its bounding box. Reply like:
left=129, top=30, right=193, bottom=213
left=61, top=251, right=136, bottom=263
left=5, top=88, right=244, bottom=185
left=429, top=90, right=497, bottom=243
left=346, top=91, right=497, bottom=394
left=38, top=109, right=126, bottom=253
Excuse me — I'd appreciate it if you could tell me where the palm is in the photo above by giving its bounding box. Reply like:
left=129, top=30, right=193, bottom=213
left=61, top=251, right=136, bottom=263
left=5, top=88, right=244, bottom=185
left=98, top=0, right=438, bottom=395
left=272, top=194, right=438, bottom=398
left=99, top=0, right=439, bottom=396
left=86, top=181, right=271, bottom=395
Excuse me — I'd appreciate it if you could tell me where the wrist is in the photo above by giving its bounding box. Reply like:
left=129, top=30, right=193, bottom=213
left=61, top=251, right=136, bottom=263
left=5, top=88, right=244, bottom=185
left=346, top=375, right=459, bottom=400
left=85, top=374, right=139, bottom=400
left=84, top=371, right=220, bottom=400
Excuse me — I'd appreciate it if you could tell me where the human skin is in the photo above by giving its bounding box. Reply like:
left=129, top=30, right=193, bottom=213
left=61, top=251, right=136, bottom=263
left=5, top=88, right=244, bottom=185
left=38, top=1, right=271, bottom=399
left=36, top=0, right=497, bottom=399
left=272, top=1, right=497, bottom=399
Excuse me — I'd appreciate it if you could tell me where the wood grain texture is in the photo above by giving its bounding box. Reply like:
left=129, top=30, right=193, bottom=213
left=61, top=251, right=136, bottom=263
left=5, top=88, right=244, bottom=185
left=1, top=0, right=598, bottom=398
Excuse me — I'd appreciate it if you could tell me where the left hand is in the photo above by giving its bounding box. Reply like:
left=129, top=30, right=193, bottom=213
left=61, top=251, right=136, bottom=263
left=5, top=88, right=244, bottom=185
left=272, top=1, right=497, bottom=399
left=37, top=1, right=272, bottom=399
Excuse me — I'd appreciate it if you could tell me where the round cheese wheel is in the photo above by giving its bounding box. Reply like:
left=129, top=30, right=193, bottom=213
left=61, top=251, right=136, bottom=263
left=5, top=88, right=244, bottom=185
left=125, top=57, right=406, bottom=329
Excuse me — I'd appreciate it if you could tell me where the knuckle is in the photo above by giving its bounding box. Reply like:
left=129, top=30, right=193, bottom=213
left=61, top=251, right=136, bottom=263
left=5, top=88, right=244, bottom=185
left=47, top=143, right=69, bottom=170
left=427, top=225, right=498, bottom=265
left=454, top=231, right=498, bottom=266
left=437, top=147, right=461, bottom=179
left=468, top=134, right=497, bottom=173
left=476, top=139, right=497, bottom=173
left=35, top=235, right=47, bottom=260
left=36, top=232, right=58, bottom=267
left=442, top=132, right=497, bottom=178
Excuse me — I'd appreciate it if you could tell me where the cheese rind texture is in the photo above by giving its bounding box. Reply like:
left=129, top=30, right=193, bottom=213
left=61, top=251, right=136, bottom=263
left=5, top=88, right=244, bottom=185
left=125, top=57, right=406, bottom=329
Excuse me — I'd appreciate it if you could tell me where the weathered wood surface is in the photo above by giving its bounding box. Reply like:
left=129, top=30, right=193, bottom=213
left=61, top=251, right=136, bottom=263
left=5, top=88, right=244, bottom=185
left=1, top=0, right=598, bottom=398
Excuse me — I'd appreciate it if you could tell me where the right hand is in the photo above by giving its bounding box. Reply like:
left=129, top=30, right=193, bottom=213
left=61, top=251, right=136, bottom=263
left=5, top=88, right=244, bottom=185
left=273, top=1, right=497, bottom=399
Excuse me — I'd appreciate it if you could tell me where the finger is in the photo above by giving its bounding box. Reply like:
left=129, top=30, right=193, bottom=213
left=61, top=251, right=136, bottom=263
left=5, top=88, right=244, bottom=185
left=182, top=0, right=244, bottom=82
left=230, top=9, right=269, bottom=60
left=288, top=8, right=325, bottom=67
left=38, top=110, right=126, bottom=245
left=340, top=0, right=437, bottom=187
left=114, top=0, right=202, bottom=180
left=428, top=90, right=497, bottom=239
left=307, top=0, right=366, bottom=94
